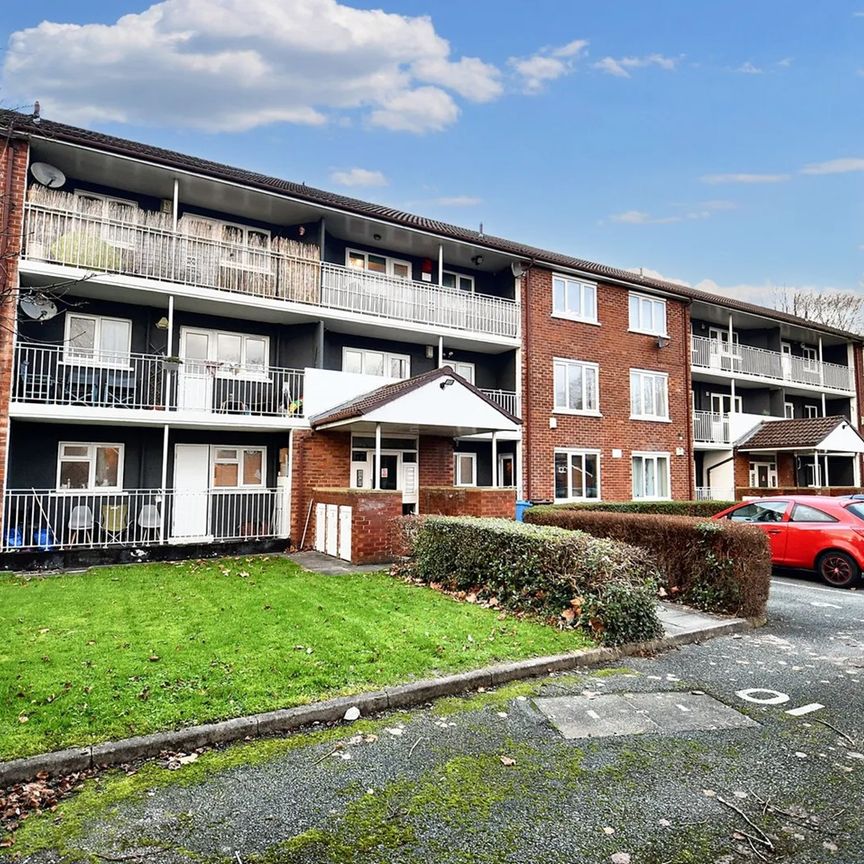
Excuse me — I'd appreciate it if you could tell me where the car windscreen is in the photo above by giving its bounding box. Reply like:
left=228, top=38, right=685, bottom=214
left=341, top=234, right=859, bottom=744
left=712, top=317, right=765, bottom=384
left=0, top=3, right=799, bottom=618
left=725, top=501, right=787, bottom=523
left=844, top=503, right=864, bottom=522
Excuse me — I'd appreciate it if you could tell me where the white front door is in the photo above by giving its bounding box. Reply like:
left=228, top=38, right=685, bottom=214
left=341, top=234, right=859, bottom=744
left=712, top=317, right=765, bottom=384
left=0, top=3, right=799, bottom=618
left=172, top=444, right=211, bottom=539
left=177, top=329, right=214, bottom=412
left=781, top=342, right=792, bottom=378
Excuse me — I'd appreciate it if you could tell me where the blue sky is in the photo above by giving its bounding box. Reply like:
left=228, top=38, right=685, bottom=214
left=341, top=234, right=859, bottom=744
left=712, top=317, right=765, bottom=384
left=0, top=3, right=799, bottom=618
left=2, top=1, right=863, bottom=304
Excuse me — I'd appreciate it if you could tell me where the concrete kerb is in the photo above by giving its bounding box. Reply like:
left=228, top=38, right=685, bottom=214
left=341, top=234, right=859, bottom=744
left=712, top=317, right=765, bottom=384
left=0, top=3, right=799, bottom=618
left=0, top=615, right=755, bottom=787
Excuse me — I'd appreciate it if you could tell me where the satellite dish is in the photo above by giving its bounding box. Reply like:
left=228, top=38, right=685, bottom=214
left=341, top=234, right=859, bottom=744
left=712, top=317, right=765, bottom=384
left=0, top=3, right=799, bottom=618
left=30, top=162, right=66, bottom=189
left=511, top=261, right=527, bottom=279
left=19, top=293, right=59, bottom=321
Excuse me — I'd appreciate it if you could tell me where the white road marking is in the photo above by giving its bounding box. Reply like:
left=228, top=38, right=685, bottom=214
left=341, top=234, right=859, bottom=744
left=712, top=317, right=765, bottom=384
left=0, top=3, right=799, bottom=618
left=810, top=601, right=842, bottom=609
left=587, top=710, right=600, bottom=720
left=772, top=578, right=862, bottom=599
left=676, top=704, right=691, bottom=713
left=736, top=688, right=790, bottom=705
left=785, top=703, right=824, bottom=717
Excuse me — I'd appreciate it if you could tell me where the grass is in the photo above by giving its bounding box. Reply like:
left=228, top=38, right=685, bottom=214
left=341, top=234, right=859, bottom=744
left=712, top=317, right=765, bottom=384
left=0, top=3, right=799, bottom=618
left=0, top=555, right=592, bottom=760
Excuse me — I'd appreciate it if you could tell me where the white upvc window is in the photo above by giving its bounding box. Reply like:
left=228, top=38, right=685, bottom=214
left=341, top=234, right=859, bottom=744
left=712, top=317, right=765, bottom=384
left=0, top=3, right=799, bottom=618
left=554, top=449, right=600, bottom=502
left=181, top=215, right=270, bottom=271
left=630, top=369, right=669, bottom=420
left=552, top=274, right=598, bottom=323
left=805, top=404, right=819, bottom=419
left=553, top=359, right=599, bottom=414
left=57, top=442, right=124, bottom=491
left=74, top=191, right=139, bottom=247
left=212, top=446, right=266, bottom=488
left=748, top=460, right=778, bottom=489
left=802, top=345, right=818, bottom=371
left=628, top=292, right=667, bottom=336
left=181, top=327, right=269, bottom=376
left=784, top=402, right=795, bottom=419
left=454, top=452, right=477, bottom=487
left=442, top=270, right=475, bottom=292
left=343, top=347, right=411, bottom=379
left=451, top=361, right=475, bottom=384
left=64, top=313, right=132, bottom=367
left=346, top=248, right=411, bottom=280
left=632, top=452, right=671, bottom=500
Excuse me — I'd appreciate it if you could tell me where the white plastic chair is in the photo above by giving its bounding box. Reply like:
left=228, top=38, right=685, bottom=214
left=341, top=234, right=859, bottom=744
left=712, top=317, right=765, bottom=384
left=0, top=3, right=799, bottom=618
left=137, top=504, right=162, bottom=542
left=68, top=505, right=94, bottom=545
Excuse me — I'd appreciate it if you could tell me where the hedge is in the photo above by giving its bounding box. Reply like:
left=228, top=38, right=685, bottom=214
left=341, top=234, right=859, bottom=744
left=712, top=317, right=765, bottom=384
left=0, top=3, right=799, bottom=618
left=548, top=500, right=735, bottom=517
left=524, top=507, right=770, bottom=618
left=399, top=516, right=663, bottom=647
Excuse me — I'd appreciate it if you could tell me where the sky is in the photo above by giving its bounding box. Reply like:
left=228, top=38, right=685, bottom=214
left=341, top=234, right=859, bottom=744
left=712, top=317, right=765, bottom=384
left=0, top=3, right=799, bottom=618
left=1, top=0, right=863, bottom=306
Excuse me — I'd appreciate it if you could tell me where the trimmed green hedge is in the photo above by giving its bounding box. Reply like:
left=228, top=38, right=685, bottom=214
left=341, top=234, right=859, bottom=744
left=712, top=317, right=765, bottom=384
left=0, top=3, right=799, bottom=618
left=524, top=507, right=770, bottom=618
left=400, top=516, right=663, bottom=647
left=549, top=500, right=735, bottom=517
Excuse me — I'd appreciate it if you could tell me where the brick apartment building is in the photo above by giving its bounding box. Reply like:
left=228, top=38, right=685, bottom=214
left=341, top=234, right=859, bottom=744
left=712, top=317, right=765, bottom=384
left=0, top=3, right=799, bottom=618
left=1, top=108, right=863, bottom=565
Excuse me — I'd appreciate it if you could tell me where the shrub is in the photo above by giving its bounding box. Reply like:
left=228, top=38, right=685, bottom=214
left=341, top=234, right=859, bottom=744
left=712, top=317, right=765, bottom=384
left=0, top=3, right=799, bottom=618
left=548, top=500, right=734, bottom=518
left=400, top=515, right=663, bottom=647
left=524, top=507, right=770, bottom=619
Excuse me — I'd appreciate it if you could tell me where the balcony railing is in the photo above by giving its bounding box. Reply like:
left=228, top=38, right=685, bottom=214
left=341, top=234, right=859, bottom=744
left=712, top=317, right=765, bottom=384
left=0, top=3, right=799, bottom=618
left=693, top=410, right=730, bottom=444
left=479, top=388, right=520, bottom=417
left=691, top=335, right=853, bottom=392
left=2, top=487, right=286, bottom=551
left=22, top=203, right=519, bottom=340
left=12, top=344, right=305, bottom=418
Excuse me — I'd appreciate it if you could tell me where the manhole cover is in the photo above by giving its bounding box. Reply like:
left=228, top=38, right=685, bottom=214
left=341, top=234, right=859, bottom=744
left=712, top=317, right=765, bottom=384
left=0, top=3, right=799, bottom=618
left=534, top=692, right=757, bottom=739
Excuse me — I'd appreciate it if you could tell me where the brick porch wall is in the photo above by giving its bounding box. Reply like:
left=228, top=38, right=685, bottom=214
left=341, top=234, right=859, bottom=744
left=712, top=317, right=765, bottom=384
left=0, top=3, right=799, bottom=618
left=420, top=487, right=516, bottom=518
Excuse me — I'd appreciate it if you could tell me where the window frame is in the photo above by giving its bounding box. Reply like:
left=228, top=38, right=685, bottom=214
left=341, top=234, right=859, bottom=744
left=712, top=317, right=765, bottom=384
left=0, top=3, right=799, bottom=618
left=784, top=402, right=795, bottom=419
left=63, top=313, right=133, bottom=369
left=346, top=248, right=412, bottom=280
left=802, top=344, right=818, bottom=371
left=211, top=445, right=267, bottom=489
left=454, top=452, right=477, bottom=487
left=631, top=451, right=671, bottom=501
left=748, top=460, right=778, bottom=488
left=180, top=326, right=270, bottom=379
left=628, top=292, right=668, bottom=337
left=804, top=404, right=819, bottom=419
left=790, top=503, right=837, bottom=523
left=56, top=442, right=125, bottom=491
left=551, top=274, right=598, bottom=324
left=180, top=215, right=271, bottom=272
left=442, top=270, right=475, bottom=293
left=342, top=347, right=411, bottom=379
left=553, top=448, right=601, bottom=503
left=553, top=358, right=600, bottom=415
left=630, top=369, right=670, bottom=421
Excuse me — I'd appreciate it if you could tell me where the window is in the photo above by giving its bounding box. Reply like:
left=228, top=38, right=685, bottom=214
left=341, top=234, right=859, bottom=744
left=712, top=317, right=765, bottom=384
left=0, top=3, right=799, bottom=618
left=790, top=504, right=837, bottom=523
left=748, top=461, right=778, bottom=488
left=64, top=314, right=132, bottom=366
left=784, top=402, right=795, bottom=419
left=181, top=216, right=270, bottom=271
left=57, top=443, right=123, bottom=490
left=724, top=501, right=787, bottom=523
left=212, top=447, right=265, bottom=488
left=442, top=271, right=474, bottom=292
left=553, top=359, right=599, bottom=413
left=805, top=404, right=819, bottom=419
left=454, top=452, right=477, bottom=486
left=181, top=328, right=269, bottom=375
left=802, top=345, right=818, bottom=371
left=630, top=370, right=669, bottom=420
left=552, top=275, right=597, bottom=323
left=74, top=191, right=139, bottom=248
left=343, top=347, right=411, bottom=379
left=347, top=249, right=411, bottom=280
left=451, top=361, right=475, bottom=384
left=629, top=293, right=667, bottom=336
left=554, top=450, right=600, bottom=501
left=632, top=453, right=670, bottom=500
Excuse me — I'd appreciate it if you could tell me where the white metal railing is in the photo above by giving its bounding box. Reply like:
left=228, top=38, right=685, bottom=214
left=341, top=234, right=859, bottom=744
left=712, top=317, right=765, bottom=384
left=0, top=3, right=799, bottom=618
left=23, top=204, right=520, bottom=340
left=695, top=486, right=734, bottom=501
left=12, top=344, right=305, bottom=418
left=480, top=388, right=520, bottom=416
left=691, top=335, right=853, bottom=392
left=693, top=410, right=730, bottom=444
left=2, top=487, right=286, bottom=551
left=320, top=262, right=519, bottom=339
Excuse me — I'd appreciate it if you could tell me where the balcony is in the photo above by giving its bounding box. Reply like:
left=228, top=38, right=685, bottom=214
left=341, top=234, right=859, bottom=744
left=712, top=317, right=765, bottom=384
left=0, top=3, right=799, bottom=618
left=12, top=344, right=305, bottom=419
left=693, top=410, right=730, bottom=444
left=22, top=201, right=520, bottom=340
left=691, top=335, right=853, bottom=393
left=479, top=388, right=519, bottom=417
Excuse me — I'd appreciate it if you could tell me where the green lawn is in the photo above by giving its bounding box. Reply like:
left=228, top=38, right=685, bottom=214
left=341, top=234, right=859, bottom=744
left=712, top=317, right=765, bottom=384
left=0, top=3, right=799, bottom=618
left=0, top=556, right=591, bottom=760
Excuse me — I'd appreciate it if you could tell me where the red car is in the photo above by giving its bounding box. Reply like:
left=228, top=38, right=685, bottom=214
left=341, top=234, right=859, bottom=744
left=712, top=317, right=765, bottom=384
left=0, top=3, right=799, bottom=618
left=712, top=495, right=864, bottom=588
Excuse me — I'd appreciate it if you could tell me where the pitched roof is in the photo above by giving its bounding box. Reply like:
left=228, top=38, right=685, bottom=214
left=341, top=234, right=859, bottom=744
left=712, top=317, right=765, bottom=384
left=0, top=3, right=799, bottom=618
left=309, top=366, right=520, bottom=428
left=2, top=109, right=860, bottom=342
left=736, top=416, right=847, bottom=450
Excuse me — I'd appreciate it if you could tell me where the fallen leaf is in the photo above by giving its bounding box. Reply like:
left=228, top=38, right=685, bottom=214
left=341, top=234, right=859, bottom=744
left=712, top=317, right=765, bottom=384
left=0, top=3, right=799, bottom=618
left=603, top=826, right=615, bottom=835
left=499, top=756, right=516, bottom=766
left=610, top=854, right=631, bottom=864
left=702, top=789, right=716, bottom=797
left=17, top=715, right=28, bottom=724
left=148, top=655, right=160, bottom=662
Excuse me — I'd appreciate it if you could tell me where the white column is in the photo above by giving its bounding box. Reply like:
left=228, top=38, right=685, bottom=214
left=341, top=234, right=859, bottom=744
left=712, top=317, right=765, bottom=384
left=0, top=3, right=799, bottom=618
left=727, top=313, right=734, bottom=349
left=438, top=244, right=444, bottom=286
left=813, top=451, right=819, bottom=488
left=172, top=179, right=179, bottom=231
left=491, top=433, right=498, bottom=488
left=515, top=437, right=524, bottom=500
left=854, top=454, right=861, bottom=487
left=821, top=393, right=827, bottom=417
left=438, top=335, right=444, bottom=369
left=166, top=295, right=175, bottom=356
left=159, top=425, right=169, bottom=541
left=818, top=337, right=824, bottom=387
left=730, top=378, right=737, bottom=414
left=374, top=423, right=382, bottom=490
left=823, top=453, right=830, bottom=488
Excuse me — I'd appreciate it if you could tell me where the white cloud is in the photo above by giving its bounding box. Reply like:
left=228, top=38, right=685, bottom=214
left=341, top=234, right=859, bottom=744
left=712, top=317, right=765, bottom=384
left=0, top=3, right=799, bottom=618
left=611, top=210, right=682, bottom=225
left=1, top=0, right=502, bottom=133
left=776, top=57, right=793, bottom=68
left=611, top=200, right=733, bottom=225
left=509, top=39, right=588, bottom=93
left=431, top=195, right=482, bottom=207
left=329, top=167, right=388, bottom=188
left=701, top=172, right=791, bottom=184
left=738, top=62, right=763, bottom=74
left=626, top=267, right=690, bottom=287
left=693, top=278, right=861, bottom=308
left=800, top=157, right=864, bottom=175
left=593, top=53, right=679, bottom=79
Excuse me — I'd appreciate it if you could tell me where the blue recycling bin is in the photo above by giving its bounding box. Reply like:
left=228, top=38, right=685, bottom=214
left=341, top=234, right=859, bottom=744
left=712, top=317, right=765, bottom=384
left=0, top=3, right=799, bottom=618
left=5, top=527, right=23, bottom=547
left=515, top=500, right=533, bottom=522
left=34, top=528, right=53, bottom=551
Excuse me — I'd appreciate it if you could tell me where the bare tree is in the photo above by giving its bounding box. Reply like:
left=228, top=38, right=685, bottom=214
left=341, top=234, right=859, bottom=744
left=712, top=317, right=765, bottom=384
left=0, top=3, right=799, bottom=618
left=773, top=285, right=864, bottom=334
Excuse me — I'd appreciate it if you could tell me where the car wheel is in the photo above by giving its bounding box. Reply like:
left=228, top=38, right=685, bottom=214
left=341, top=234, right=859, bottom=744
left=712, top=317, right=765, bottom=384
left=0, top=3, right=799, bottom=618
left=817, top=551, right=860, bottom=589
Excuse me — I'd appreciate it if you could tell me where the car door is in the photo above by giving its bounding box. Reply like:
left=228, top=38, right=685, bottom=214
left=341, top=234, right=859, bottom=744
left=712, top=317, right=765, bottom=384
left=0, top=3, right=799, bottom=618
left=785, top=503, right=839, bottom=568
left=724, top=500, right=791, bottom=563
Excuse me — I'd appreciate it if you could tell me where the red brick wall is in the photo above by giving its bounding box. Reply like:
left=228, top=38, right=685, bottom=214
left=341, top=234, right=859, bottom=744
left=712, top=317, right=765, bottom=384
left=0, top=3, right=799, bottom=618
left=734, top=451, right=795, bottom=491
left=520, top=267, right=692, bottom=502
left=420, top=487, right=516, bottom=518
left=0, top=139, right=27, bottom=513
left=419, top=435, right=454, bottom=487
